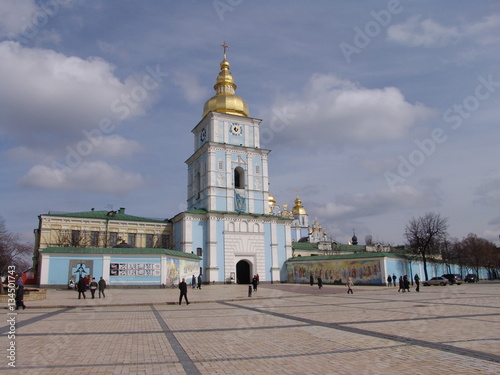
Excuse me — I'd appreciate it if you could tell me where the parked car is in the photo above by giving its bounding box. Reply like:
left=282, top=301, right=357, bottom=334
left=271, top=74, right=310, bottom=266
left=423, top=277, right=449, bottom=286
left=441, top=274, right=463, bottom=285
left=464, top=274, right=478, bottom=283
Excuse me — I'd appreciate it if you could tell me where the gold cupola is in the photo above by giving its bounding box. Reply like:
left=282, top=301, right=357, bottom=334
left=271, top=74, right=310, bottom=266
left=292, top=196, right=307, bottom=216
left=202, top=42, right=249, bottom=118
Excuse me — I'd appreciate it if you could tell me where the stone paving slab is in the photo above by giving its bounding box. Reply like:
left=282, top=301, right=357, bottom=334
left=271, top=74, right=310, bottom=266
left=1, top=282, right=499, bottom=374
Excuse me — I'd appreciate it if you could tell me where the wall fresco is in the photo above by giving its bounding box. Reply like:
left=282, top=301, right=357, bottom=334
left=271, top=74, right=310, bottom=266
left=287, top=259, right=382, bottom=284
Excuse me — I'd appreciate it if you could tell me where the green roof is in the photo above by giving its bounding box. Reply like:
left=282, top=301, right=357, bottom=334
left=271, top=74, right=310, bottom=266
left=183, top=209, right=293, bottom=220
left=43, top=209, right=169, bottom=224
left=40, top=247, right=201, bottom=259
left=288, top=252, right=404, bottom=261
left=292, top=242, right=367, bottom=252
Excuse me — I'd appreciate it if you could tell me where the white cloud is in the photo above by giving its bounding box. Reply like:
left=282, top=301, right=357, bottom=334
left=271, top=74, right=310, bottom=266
left=388, top=15, right=500, bottom=48
left=387, top=15, right=459, bottom=47
left=0, top=0, right=38, bottom=38
left=263, top=74, right=434, bottom=147
left=172, top=71, right=210, bottom=104
left=19, top=161, right=145, bottom=194
left=0, top=41, right=159, bottom=148
left=315, top=183, right=442, bottom=221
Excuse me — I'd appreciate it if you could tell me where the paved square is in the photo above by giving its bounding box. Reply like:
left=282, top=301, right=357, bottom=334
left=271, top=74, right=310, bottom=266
left=1, top=282, right=499, bottom=374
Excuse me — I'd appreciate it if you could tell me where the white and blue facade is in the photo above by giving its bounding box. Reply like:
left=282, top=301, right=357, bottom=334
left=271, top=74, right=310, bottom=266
left=39, top=247, right=201, bottom=287
left=172, top=110, right=292, bottom=284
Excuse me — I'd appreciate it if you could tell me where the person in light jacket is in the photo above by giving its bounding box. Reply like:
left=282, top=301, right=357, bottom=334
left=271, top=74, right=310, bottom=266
left=346, top=277, right=354, bottom=294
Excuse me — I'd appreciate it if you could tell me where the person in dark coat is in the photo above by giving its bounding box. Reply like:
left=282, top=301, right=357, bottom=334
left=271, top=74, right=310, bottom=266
left=89, top=277, right=98, bottom=299
left=387, top=275, right=392, bottom=286
left=414, top=274, right=420, bottom=292
left=178, top=278, right=189, bottom=305
left=318, top=276, right=323, bottom=289
left=310, top=274, right=314, bottom=286
left=98, top=277, right=106, bottom=298
left=15, top=279, right=26, bottom=310
left=403, top=275, right=410, bottom=292
left=252, top=276, right=258, bottom=292
left=77, top=277, right=87, bottom=299
left=197, top=274, right=202, bottom=289
left=392, top=274, right=397, bottom=287
left=191, top=275, right=196, bottom=289
left=398, top=276, right=404, bottom=292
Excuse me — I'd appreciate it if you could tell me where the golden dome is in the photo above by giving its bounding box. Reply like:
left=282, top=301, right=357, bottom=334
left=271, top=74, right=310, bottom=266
left=202, top=51, right=249, bottom=118
left=292, top=196, right=307, bottom=215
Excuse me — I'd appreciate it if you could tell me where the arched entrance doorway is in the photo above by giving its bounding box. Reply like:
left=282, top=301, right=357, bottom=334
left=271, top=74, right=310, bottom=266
left=236, top=260, right=251, bottom=284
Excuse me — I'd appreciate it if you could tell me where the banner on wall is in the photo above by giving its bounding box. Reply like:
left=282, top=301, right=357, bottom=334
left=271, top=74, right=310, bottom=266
left=109, top=262, right=161, bottom=277
left=287, top=259, right=382, bottom=284
left=68, top=260, right=94, bottom=282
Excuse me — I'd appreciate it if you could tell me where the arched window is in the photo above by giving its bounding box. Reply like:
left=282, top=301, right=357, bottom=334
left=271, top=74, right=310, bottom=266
left=234, top=166, right=245, bottom=189
left=196, top=171, right=201, bottom=199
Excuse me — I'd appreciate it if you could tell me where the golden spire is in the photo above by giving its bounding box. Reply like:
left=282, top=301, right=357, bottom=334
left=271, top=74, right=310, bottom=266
left=292, top=196, right=307, bottom=215
left=202, top=42, right=249, bottom=118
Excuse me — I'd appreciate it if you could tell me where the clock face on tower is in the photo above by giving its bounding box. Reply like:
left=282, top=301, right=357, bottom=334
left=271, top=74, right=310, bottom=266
left=200, top=128, right=207, bottom=141
left=230, top=123, right=242, bottom=135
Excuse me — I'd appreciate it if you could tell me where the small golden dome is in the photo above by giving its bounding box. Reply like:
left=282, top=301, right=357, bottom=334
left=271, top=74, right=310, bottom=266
left=202, top=52, right=249, bottom=118
left=268, top=194, right=276, bottom=205
left=292, top=196, right=307, bottom=215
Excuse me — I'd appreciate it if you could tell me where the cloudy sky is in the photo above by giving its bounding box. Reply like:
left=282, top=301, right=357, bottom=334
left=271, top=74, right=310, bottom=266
left=1, top=0, right=500, bottom=246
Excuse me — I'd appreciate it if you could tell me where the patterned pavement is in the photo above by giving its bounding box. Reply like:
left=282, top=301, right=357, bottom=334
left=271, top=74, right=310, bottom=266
left=1, top=282, right=499, bottom=374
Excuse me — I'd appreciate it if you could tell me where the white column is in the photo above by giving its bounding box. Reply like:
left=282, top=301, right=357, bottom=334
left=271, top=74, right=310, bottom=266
left=102, top=255, right=110, bottom=284
left=206, top=216, right=219, bottom=282
left=39, top=254, right=50, bottom=285
left=270, top=221, right=281, bottom=282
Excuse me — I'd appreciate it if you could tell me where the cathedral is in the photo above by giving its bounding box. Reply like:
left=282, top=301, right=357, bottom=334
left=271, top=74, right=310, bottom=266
left=170, top=46, right=294, bottom=284
left=34, top=47, right=314, bottom=287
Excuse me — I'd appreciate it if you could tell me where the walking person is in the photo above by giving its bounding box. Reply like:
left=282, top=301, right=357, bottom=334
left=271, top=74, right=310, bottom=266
left=192, top=275, right=196, bottom=289
left=178, top=278, right=190, bottom=305
left=392, top=274, right=397, bottom=287
left=387, top=275, right=392, bottom=286
left=15, top=279, right=26, bottom=310
left=403, top=275, right=410, bottom=292
left=310, top=273, right=314, bottom=286
left=414, top=274, right=420, bottom=292
left=98, top=276, right=106, bottom=298
left=318, top=276, right=323, bottom=289
left=89, top=277, right=98, bottom=299
left=197, top=274, right=202, bottom=289
left=77, top=276, right=87, bottom=299
left=252, top=275, right=258, bottom=292
left=346, top=277, right=354, bottom=294
left=398, top=276, right=404, bottom=292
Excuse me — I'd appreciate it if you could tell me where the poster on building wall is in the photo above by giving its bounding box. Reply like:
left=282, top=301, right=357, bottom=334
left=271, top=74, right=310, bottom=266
left=287, top=259, right=382, bottom=284
left=109, top=262, right=161, bottom=277
left=68, top=260, right=94, bottom=284
left=179, top=259, right=200, bottom=280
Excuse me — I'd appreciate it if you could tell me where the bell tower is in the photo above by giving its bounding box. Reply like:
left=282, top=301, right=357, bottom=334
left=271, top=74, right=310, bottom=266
left=186, top=43, right=270, bottom=214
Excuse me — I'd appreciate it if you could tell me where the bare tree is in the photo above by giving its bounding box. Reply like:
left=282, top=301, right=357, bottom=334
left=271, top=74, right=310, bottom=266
left=0, top=215, right=32, bottom=293
left=365, top=234, right=373, bottom=246
left=404, top=212, right=448, bottom=281
left=461, top=233, right=497, bottom=278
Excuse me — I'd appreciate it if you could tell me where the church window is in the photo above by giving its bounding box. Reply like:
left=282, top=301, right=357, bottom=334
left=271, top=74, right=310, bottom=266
left=218, top=160, right=223, bottom=170
left=196, top=247, right=203, bottom=256
left=146, top=234, right=154, bottom=248
left=161, top=235, right=169, bottom=249
left=128, top=233, right=136, bottom=247
left=234, top=166, right=245, bottom=188
left=109, top=232, right=118, bottom=247
left=71, top=230, right=80, bottom=246
left=91, top=231, right=99, bottom=247
left=255, top=164, right=260, bottom=175
left=196, top=171, right=201, bottom=199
